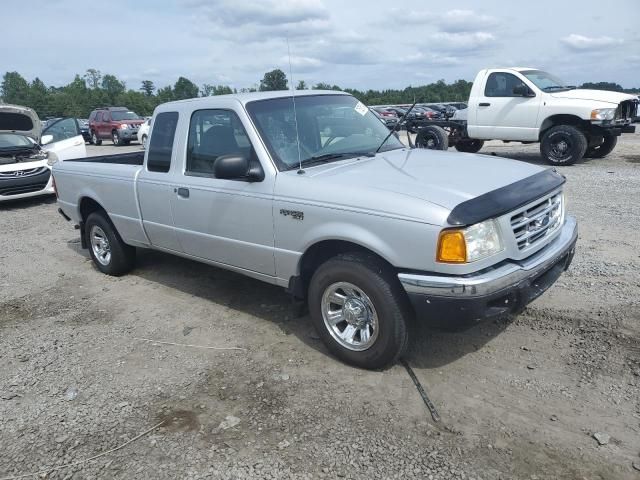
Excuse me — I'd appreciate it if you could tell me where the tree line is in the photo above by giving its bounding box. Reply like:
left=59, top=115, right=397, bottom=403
left=1, top=68, right=638, bottom=119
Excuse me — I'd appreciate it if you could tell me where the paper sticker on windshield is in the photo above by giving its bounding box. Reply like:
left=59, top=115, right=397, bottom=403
left=354, top=101, right=368, bottom=116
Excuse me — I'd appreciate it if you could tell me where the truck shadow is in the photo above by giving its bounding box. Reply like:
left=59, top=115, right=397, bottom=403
left=109, top=248, right=508, bottom=368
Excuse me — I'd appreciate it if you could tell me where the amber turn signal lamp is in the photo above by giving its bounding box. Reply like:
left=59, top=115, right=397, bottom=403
left=436, top=230, right=467, bottom=263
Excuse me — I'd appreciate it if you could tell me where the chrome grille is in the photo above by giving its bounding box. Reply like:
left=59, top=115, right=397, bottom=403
left=0, top=167, right=48, bottom=178
left=510, top=191, right=563, bottom=250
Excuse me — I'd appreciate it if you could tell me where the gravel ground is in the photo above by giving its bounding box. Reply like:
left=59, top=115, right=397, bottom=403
left=1, top=132, right=639, bottom=479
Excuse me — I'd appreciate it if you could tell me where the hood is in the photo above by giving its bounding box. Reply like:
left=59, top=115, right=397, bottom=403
left=550, top=89, right=636, bottom=105
left=279, top=148, right=545, bottom=225
left=0, top=104, right=42, bottom=141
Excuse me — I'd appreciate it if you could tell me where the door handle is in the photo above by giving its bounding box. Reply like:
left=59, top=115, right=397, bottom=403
left=479, top=102, right=491, bottom=107
left=176, top=187, right=189, bottom=198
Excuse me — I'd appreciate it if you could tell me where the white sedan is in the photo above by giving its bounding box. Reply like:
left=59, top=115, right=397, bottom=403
left=137, top=118, right=151, bottom=149
left=1, top=105, right=86, bottom=202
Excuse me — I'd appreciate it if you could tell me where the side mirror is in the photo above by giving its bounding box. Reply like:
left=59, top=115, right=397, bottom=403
left=41, top=134, right=54, bottom=145
left=214, top=154, right=264, bottom=182
left=513, top=83, right=533, bottom=97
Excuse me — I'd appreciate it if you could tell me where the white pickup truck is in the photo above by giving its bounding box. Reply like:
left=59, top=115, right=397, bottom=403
left=53, top=91, right=577, bottom=369
left=412, top=68, right=638, bottom=165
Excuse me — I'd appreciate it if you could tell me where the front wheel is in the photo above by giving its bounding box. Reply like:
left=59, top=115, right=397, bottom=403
left=112, top=130, right=122, bottom=146
left=308, top=253, right=411, bottom=369
left=415, top=125, right=449, bottom=150
left=584, top=131, right=617, bottom=158
left=540, top=125, right=587, bottom=166
left=454, top=139, right=484, bottom=153
left=85, top=212, right=136, bottom=276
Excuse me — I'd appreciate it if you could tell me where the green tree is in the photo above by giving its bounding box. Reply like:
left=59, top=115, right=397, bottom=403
left=313, top=82, right=332, bottom=90
left=101, top=74, right=126, bottom=103
left=259, top=69, right=288, bottom=91
left=84, top=69, right=102, bottom=89
left=173, top=76, right=199, bottom=100
left=296, top=80, right=307, bottom=90
left=156, top=85, right=174, bottom=103
left=1, top=71, right=30, bottom=104
left=140, top=80, right=155, bottom=96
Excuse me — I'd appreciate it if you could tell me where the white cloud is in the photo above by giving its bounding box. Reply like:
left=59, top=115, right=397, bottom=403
left=279, top=55, right=324, bottom=72
left=440, top=9, right=498, bottom=33
left=560, top=34, right=624, bottom=51
left=430, top=31, right=496, bottom=53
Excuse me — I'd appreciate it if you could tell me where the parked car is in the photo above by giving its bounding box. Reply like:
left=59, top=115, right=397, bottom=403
left=371, top=108, right=398, bottom=130
left=88, top=107, right=144, bottom=146
left=413, top=106, right=442, bottom=120
left=0, top=105, right=86, bottom=202
left=410, top=67, right=637, bottom=163
left=445, top=102, right=468, bottom=110
left=371, top=107, right=398, bottom=118
left=77, top=119, right=91, bottom=143
left=54, top=91, right=577, bottom=369
left=137, top=117, right=152, bottom=148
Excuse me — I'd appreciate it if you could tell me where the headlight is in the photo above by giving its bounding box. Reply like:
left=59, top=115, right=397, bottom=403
left=47, top=151, right=59, bottom=166
left=437, top=219, right=504, bottom=263
left=590, top=108, right=616, bottom=121
left=119, top=123, right=129, bottom=129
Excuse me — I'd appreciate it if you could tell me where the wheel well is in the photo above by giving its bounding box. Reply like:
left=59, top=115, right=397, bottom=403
left=79, top=197, right=106, bottom=223
left=539, top=114, right=590, bottom=140
left=290, top=240, right=393, bottom=299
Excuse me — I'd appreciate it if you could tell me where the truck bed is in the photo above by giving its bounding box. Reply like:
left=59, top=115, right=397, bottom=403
left=65, top=151, right=144, bottom=165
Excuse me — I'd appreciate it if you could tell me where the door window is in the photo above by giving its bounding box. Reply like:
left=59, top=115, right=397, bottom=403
left=147, top=112, right=179, bottom=173
left=94, top=112, right=102, bottom=122
left=484, top=72, right=526, bottom=97
left=186, top=109, right=253, bottom=176
left=42, top=118, right=79, bottom=143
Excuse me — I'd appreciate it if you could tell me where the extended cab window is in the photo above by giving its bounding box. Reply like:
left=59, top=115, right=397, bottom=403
left=147, top=112, right=179, bottom=173
left=484, top=72, right=525, bottom=97
left=186, top=109, right=253, bottom=176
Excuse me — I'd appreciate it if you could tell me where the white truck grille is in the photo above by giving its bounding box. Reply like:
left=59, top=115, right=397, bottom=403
left=510, top=191, right=563, bottom=250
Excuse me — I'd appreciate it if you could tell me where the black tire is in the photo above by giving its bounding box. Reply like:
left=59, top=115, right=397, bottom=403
left=454, top=139, right=484, bottom=153
left=123, top=140, right=131, bottom=146
left=141, top=134, right=148, bottom=149
left=540, top=125, right=587, bottom=166
left=415, top=125, right=449, bottom=150
left=308, top=253, right=411, bottom=370
left=584, top=132, right=617, bottom=158
left=112, top=130, right=121, bottom=146
left=85, top=212, right=136, bottom=276
left=91, top=131, right=102, bottom=146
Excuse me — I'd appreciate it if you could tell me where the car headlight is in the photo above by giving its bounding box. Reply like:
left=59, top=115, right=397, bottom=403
left=119, top=123, right=129, bottom=129
left=590, top=108, right=616, bottom=121
left=437, top=219, right=504, bottom=263
left=47, top=151, right=59, bottom=166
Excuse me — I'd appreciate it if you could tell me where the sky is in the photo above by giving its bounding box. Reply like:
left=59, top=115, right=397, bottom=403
left=2, top=0, right=639, bottom=92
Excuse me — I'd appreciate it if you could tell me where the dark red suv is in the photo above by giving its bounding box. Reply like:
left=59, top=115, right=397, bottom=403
left=88, top=107, right=144, bottom=146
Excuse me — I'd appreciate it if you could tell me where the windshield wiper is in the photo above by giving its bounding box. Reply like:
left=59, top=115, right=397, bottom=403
left=542, top=86, right=570, bottom=91
left=290, top=151, right=374, bottom=170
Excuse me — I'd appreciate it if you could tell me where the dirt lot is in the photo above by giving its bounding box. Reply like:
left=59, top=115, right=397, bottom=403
left=1, top=133, right=639, bottom=480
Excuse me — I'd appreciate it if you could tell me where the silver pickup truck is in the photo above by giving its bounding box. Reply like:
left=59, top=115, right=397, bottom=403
left=53, top=91, right=578, bottom=369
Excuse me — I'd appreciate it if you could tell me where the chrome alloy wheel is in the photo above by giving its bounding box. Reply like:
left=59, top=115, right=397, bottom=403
left=90, top=225, right=111, bottom=266
left=321, top=282, right=379, bottom=351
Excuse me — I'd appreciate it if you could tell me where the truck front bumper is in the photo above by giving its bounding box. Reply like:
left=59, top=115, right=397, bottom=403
left=398, top=216, right=578, bottom=328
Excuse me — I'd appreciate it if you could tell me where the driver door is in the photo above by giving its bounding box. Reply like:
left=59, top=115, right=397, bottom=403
left=41, top=118, right=87, bottom=161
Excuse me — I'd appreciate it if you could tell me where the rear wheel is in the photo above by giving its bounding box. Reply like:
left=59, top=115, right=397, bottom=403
left=415, top=125, right=449, bottom=150
left=91, top=131, right=102, bottom=146
left=112, top=130, right=122, bottom=146
left=308, top=253, right=411, bottom=370
left=85, top=212, right=136, bottom=276
left=584, top=131, right=617, bottom=158
left=454, top=139, right=484, bottom=153
left=540, top=125, right=587, bottom=166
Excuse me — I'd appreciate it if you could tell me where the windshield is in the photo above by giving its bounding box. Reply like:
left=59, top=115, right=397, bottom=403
left=0, top=133, right=34, bottom=150
left=521, top=70, right=570, bottom=91
left=111, top=111, right=140, bottom=121
left=246, top=95, right=403, bottom=171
